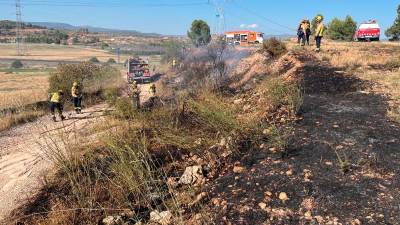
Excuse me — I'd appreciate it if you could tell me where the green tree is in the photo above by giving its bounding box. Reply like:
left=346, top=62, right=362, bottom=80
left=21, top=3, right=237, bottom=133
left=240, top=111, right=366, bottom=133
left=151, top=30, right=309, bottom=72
left=187, top=20, right=211, bottom=47
left=386, top=5, right=400, bottom=40
left=327, top=16, right=357, bottom=41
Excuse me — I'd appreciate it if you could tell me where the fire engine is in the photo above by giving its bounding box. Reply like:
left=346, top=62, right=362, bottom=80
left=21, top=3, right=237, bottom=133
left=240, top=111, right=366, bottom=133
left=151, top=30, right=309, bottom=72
left=126, top=57, right=153, bottom=84
left=224, top=30, right=264, bottom=46
left=354, top=20, right=380, bottom=42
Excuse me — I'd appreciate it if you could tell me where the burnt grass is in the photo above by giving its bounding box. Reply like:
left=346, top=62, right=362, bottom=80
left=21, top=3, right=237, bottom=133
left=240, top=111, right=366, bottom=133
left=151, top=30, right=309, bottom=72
left=206, top=57, right=400, bottom=224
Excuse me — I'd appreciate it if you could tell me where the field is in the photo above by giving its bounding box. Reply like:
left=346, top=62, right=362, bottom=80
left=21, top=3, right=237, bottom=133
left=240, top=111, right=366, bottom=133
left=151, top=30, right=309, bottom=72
left=0, top=43, right=127, bottom=62
left=0, top=70, right=50, bottom=109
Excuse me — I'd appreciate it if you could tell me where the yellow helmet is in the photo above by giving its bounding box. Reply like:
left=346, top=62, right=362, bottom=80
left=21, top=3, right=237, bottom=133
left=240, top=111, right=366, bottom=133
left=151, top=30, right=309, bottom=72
left=316, top=15, right=323, bottom=22
left=73, top=81, right=78, bottom=86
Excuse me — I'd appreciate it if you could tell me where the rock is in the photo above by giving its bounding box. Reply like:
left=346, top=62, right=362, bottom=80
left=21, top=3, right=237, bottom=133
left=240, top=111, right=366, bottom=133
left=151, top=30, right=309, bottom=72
left=286, top=169, right=293, bottom=176
left=233, top=98, right=243, bottom=105
left=212, top=197, right=222, bottom=206
left=179, top=166, right=204, bottom=185
left=258, top=202, right=267, bottom=210
left=243, top=104, right=251, bottom=112
left=150, top=210, right=172, bottom=225
left=304, top=211, right=312, bottom=219
left=233, top=166, right=246, bottom=173
left=102, top=216, right=123, bottom=225
left=278, top=192, right=289, bottom=202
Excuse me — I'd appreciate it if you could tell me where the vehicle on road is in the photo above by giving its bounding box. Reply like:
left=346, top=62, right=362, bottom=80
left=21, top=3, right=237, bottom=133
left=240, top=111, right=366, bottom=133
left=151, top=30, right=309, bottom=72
left=354, top=20, right=380, bottom=42
left=127, top=57, right=154, bottom=83
left=225, top=30, right=264, bottom=46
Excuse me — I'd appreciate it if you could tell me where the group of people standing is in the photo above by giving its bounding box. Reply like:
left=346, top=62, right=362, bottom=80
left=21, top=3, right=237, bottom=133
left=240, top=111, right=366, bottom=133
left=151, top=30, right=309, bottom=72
left=130, top=81, right=157, bottom=110
left=48, top=81, right=83, bottom=122
left=297, top=15, right=325, bottom=52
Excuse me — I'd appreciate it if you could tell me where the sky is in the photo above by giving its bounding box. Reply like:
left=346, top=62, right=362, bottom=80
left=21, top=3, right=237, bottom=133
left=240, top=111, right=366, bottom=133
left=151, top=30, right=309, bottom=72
left=0, top=0, right=398, bottom=36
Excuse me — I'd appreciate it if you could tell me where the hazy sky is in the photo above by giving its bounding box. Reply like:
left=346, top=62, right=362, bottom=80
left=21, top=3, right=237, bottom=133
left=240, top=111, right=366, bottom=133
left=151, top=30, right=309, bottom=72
left=0, top=0, right=398, bottom=36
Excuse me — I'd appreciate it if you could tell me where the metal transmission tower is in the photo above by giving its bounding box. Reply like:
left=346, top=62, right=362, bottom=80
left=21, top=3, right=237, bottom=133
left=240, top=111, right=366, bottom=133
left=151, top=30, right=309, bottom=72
left=209, top=0, right=230, bottom=35
left=15, top=0, right=25, bottom=55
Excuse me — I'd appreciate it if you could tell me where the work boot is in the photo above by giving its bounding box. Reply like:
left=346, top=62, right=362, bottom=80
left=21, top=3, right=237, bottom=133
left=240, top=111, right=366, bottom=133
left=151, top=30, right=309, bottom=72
left=61, top=115, right=66, bottom=121
left=75, top=108, right=79, bottom=114
left=52, top=116, right=57, bottom=122
left=315, top=48, right=321, bottom=52
left=78, top=109, right=82, bottom=114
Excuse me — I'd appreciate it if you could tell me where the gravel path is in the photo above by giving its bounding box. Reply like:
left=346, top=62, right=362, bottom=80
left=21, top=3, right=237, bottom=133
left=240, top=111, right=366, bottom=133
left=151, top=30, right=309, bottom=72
left=0, top=104, right=110, bottom=221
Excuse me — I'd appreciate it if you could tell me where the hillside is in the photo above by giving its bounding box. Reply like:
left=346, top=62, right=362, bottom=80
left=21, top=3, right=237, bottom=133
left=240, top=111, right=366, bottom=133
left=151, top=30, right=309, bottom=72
left=1, top=40, right=400, bottom=225
left=30, top=22, right=161, bottom=37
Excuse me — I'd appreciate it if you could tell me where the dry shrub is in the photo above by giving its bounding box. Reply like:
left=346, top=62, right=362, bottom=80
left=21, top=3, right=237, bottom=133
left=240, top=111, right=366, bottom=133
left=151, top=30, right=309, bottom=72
left=262, top=38, right=287, bottom=58
left=263, top=77, right=304, bottom=116
left=49, top=62, right=123, bottom=101
left=0, top=110, right=45, bottom=131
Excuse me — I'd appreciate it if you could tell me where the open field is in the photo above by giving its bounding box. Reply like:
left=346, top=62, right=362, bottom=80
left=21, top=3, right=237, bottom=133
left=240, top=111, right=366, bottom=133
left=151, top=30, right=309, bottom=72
left=0, top=43, right=128, bottom=63
left=0, top=71, right=50, bottom=109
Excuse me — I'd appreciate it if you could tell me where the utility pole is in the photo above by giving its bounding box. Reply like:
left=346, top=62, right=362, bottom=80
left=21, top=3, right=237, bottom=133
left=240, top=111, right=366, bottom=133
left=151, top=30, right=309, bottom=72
left=15, top=0, right=24, bottom=55
left=209, top=0, right=229, bottom=35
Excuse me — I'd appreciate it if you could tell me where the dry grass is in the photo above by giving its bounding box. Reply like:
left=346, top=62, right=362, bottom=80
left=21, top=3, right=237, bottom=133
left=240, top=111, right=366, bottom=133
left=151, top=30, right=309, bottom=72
left=0, top=71, right=49, bottom=109
left=0, top=43, right=127, bottom=62
left=0, top=110, right=45, bottom=131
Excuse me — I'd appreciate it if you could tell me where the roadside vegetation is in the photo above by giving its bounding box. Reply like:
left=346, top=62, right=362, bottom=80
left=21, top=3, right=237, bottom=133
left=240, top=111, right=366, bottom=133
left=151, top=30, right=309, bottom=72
left=8, top=37, right=307, bottom=224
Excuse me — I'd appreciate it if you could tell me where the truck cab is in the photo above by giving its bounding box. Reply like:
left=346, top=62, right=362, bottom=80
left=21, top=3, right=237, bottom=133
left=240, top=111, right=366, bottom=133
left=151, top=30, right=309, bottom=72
left=355, top=20, right=380, bottom=42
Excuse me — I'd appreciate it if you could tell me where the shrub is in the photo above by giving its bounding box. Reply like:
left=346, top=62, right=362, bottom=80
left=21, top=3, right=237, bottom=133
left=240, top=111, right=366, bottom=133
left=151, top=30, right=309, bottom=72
left=262, top=38, right=287, bottom=58
left=89, top=57, right=100, bottom=63
left=10, top=60, right=23, bottom=69
left=101, top=42, right=109, bottom=49
left=106, top=58, right=116, bottom=64
left=264, top=77, right=304, bottom=116
left=327, top=16, right=357, bottom=41
left=48, top=62, right=122, bottom=101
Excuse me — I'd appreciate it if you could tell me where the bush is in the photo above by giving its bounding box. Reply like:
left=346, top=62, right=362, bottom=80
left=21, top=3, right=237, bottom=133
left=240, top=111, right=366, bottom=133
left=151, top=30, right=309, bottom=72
left=10, top=60, right=23, bottom=69
left=101, top=42, right=109, bottom=49
left=262, top=38, right=287, bottom=57
left=264, top=77, right=304, bottom=116
left=89, top=57, right=100, bottom=63
left=48, top=62, right=123, bottom=101
left=327, top=16, right=357, bottom=41
left=106, top=58, right=116, bottom=64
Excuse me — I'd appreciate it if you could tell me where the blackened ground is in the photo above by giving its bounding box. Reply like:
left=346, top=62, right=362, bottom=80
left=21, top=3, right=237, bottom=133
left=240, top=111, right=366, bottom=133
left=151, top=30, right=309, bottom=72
left=205, top=55, right=400, bottom=225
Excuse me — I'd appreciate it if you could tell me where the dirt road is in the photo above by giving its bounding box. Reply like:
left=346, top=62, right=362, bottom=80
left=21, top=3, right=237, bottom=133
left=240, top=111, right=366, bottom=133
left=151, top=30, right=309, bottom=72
left=0, top=81, right=156, bottom=221
left=0, top=104, right=112, bottom=221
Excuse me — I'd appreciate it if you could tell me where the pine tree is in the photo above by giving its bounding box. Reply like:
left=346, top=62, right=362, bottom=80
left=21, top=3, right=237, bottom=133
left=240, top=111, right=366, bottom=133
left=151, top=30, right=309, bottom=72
left=385, top=5, right=400, bottom=40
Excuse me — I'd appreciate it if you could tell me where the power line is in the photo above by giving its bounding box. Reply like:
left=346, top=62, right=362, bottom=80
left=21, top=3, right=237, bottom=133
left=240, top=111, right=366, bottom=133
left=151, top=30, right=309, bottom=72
left=231, top=1, right=295, bottom=32
left=0, top=0, right=209, bottom=8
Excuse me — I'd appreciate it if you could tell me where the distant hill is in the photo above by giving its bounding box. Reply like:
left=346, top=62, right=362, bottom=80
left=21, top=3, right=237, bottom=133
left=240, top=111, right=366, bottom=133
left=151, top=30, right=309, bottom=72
left=30, top=22, right=161, bottom=37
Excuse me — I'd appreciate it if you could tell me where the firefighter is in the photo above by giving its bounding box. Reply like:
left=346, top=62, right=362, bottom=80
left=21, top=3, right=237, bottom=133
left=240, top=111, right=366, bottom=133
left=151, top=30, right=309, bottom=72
left=297, top=21, right=304, bottom=45
left=172, top=58, right=177, bottom=69
left=315, top=15, right=325, bottom=52
left=304, top=19, right=311, bottom=45
left=49, top=90, right=66, bottom=122
left=131, top=81, right=141, bottom=109
left=71, top=81, right=82, bottom=114
left=149, top=83, right=157, bottom=107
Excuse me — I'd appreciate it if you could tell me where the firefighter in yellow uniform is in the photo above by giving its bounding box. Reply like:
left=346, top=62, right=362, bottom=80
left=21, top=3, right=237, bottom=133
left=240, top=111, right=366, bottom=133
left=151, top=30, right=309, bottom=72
left=315, top=15, right=325, bottom=52
left=149, top=83, right=157, bottom=107
left=49, top=90, right=66, bottom=122
left=172, top=58, right=177, bottom=69
left=71, top=81, right=82, bottom=114
left=131, top=81, right=141, bottom=109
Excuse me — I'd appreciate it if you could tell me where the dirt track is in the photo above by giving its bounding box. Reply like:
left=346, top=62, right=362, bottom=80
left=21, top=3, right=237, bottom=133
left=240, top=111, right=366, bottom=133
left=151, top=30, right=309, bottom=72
left=0, top=104, right=111, bottom=221
left=0, top=83, right=153, bottom=221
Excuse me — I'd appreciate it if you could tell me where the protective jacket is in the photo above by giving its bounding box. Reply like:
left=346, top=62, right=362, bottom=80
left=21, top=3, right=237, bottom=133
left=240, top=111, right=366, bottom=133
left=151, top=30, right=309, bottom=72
left=315, top=23, right=325, bottom=37
left=50, top=92, right=62, bottom=103
left=71, top=85, right=82, bottom=98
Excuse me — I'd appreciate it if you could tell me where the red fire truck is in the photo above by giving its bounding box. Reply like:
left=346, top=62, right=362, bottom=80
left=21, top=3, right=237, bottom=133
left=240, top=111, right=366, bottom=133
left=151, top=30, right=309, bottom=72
left=354, top=20, right=381, bottom=42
